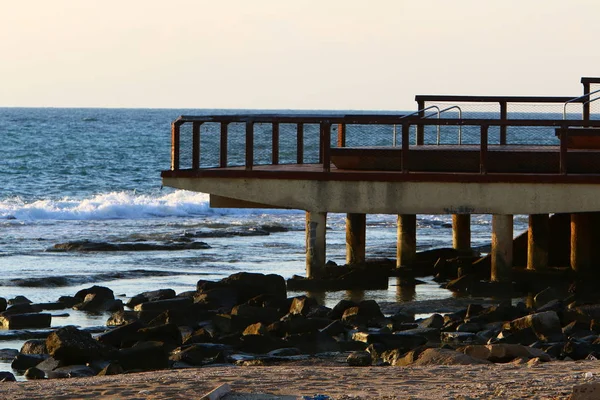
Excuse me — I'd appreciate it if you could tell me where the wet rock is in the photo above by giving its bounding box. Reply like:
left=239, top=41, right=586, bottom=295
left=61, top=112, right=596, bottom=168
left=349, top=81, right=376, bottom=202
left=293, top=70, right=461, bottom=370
left=20, top=339, right=48, bottom=355
left=11, top=353, right=48, bottom=371
left=24, top=367, right=45, bottom=380
left=0, top=349, right=18, bottom=360
left=194, top=287, right=239, bottom=311
left=347, top=351, right=372, bottom=366
left=126, top=289, right=176, bottom=309
left=74, top=285, right=114, bottom=303
left=0, top=372, right=16, bottom=382
left=35, top=302, right=69, bottom=311
left=419, top=313, right=444, bottom=329
left=51, top=240, right=210, bottom=252
left=0, top=313, right=51, bottom=329
left=117, top=341, right=169, bottom=372
left=57, top=296, right=78, bottom=308
left=133, top=297, right=193, bottom=313
left=9, top=296, right=32, bottom=306
left=562, top=339, right=599, bottom=361
left=220, top=272, right=287, bottom=304
left=0, top=298, right=7, bottom=313
left=74, top=293, right=123, bottom=312
left=46, top=326, right=115, bottom=365
left=1, top=304, right=41, bottom=315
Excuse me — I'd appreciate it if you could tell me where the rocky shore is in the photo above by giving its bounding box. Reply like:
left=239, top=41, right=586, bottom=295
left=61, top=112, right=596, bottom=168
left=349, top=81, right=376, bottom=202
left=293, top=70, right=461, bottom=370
left=1, top=266, right=600, bottom=398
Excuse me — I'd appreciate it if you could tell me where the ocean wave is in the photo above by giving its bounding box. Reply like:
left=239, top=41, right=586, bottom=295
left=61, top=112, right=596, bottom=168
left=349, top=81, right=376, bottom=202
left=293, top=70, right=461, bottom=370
left=0, top=190, right=301, bottom=221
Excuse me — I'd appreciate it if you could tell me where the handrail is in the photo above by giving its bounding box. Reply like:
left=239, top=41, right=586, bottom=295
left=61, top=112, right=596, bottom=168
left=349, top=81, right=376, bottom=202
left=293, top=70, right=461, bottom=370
left=584, top=95, right=600, bottom=106
left=438, top=105, right=463, bottom=144
left=563, top=89, right=600, bottom=119
left=393, top=105, right=440, bottom=146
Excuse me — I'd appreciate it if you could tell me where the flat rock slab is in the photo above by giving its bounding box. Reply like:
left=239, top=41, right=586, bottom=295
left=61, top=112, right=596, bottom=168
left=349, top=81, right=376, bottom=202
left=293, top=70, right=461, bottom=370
left=0, top=313, right=51, bottom=329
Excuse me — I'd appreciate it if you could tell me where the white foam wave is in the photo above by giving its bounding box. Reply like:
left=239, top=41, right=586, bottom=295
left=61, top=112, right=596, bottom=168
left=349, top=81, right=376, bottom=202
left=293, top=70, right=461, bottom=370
left=0, top=190, right=300, bottom=221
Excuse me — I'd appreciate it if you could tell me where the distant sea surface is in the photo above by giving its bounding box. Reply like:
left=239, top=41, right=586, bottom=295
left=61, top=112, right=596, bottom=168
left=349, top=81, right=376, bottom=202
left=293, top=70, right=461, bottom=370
left=0, top=108, right=529, bottom=368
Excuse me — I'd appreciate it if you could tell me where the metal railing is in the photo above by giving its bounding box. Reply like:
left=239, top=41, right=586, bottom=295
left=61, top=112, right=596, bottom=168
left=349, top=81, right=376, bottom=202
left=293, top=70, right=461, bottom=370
left=563, top=89, right=600, bottom=119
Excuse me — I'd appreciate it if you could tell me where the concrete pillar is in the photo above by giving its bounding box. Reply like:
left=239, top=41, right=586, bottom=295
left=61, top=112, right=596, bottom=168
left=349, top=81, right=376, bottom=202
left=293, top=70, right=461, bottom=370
left=346, top=213, right=366, bottom=265
left=491, top=214, right=513, bottom=282
left=452, top=214, right=471, bottom=251
left=397, top=214, right=417, bottom=267
left=571, top=213, right=592, bottom=273
left=527, top=214, right=549, bottom=271
left=306, top=211, right=327, bottom=278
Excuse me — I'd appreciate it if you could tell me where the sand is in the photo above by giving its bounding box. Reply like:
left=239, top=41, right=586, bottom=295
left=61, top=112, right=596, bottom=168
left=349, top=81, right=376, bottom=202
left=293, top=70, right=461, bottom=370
left=0, top=360, right=598, bottom=399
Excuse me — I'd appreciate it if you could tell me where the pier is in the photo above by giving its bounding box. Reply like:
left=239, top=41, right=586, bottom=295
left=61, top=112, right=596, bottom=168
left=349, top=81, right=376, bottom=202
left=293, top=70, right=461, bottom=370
left=161, top=77, right=600, bottom=285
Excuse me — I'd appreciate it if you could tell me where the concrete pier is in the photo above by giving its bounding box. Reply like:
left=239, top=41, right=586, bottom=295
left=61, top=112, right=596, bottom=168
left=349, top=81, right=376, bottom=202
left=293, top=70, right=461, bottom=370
left=397, top=214, right=417, bottom=267
left=491, top=214, right=513, bottom=282
left=571, top=213, right=592, bottom=273
left=452, top=214, right=471, bottom=251
left=527, top=214, right=549, bottom=271
left=306, top=211, right=327, bottom=278
left=346, top=213, right=366, bottom=264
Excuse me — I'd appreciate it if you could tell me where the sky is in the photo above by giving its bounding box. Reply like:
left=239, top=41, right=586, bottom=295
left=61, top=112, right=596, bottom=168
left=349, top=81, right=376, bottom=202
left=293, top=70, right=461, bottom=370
left=2, top=0, right=600, bottom=110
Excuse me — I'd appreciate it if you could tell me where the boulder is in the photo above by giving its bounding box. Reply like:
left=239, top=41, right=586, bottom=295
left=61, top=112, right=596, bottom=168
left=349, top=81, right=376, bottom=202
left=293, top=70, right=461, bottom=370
left=1, top=304, right=41, bottom=316
left=51, top=365, right=95, bottom=378
left=0, top=372, right=16, bottom=382
left=231, top=304, right=281, bottom=324
left=352, top=332, right=427, bottom=352
left=74, top=286, right=114, bottom=303
left=239, top=334, right=288, bottom=354
left=534, top=287, right=559, bottom=309
left=219, top=273, right=287, bottom=303
left=46, top=326, right=115, bottom=365
left=97, top=362, right=124, bottom=376
left=11, top=354, right=48, bottom=371
left=117, top=341, right=169, bottom=372
left=243, top=322, right=269, bottom=336
left=284, top=331, right=340, bottom=354
left=126, top=289, right=176, bottom=309
left=170, top=343, right=229, bottom=366
left=504, top=311, right=564, bottom=342
left=441, top=332, right=481, bottom=345
left=74, top=293, right=123, bottom=312
left=288, top=296, right=319, bottom=316
left=347, top=351, right=372, bottom=366
left=106, top=310, right=139, bottom=326
left=0, top=349, right=18, bottom=361
left=137, top=323, right=182, bottom=349
left=20, top=339, right=48, bottom=355
left=328, top=300, right=357, bottom=320
left=0, top=298, right=7, bottom=313
left=133, top=297, right=193, bottom=313
left=0, top=313, right=51, bottom=329
left=23, top=367, right=45, bottom=380
left=8, top=296, right=32, bottom=306
left=412, top=348, right=491, bottom=365
left=419, top=314, right=444, bottom=329
left=96, top=320, right=146, bottom=348
left=461, top=344, right=552, bottom=363
left=194, top=287, right=239, bottom=311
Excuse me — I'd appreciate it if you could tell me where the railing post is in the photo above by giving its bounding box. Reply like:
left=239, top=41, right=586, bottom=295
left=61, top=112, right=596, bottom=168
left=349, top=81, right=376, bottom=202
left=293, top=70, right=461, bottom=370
left=401, top=123, right=410, bottom=173
left=192, top=121, right=201, bottom=170
left=296, top=123, right=304, bottom=164
left=583, top=81, right=591, bottom=122
left=321, top=122, right=331, bottom=172
left=171, top=121, right=181, bottom=171
left=272, top=122, right=279, bottom=165
left=337, top=123, right=346, bottom=147
left=220, top=122, right=228, bottom=168
left=480, top=125, right=488, bottom=174
left=499, top=101, right=507, bottom=145
left=559, top=126, right=567, bottom=175
left=417, top=99, right=425, bottom=145
left=245, top=121, right=254, bottom=171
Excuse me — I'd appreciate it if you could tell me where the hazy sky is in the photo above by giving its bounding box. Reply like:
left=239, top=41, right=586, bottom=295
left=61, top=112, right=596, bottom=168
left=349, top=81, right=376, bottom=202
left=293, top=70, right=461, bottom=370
left=2, top=0, right=599, bottom=110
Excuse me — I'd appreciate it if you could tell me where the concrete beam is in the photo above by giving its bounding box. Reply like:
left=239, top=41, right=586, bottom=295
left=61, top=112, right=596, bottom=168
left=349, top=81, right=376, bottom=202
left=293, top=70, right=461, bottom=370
left=491, top=214, right=513, bottom=282
left=346, top=213, right=366, bottom=265
left=527, top=214, right=549, bottom=271
left=306, top=211, right=327, bottom=278
left=452, top=214, right=471, bottom=251
left=397, top=214, right=417, bottom=267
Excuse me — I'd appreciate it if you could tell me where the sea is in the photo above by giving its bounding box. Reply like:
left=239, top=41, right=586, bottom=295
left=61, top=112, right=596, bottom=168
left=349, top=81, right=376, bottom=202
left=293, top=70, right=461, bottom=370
left=0, top=107, right=532, bottom=376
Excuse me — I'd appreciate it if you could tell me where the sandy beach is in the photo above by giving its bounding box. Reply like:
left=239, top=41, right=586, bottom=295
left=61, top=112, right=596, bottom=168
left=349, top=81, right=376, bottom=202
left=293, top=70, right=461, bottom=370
left=0, top=360, right=598, bottom=399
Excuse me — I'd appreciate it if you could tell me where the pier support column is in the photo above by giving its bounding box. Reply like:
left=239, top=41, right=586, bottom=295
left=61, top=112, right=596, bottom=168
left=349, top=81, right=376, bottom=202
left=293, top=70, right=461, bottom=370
left=527, top=214, right=549, bottom=271
left=491, top=214, right=513, bottom=282
left=452, top=214, right=471, bottom=251
left=346, top=213, right=366, bottom=265
left=397, top=214, right=416, bottom=268
left=571, top=213, right=592, bottom=273
left=306, top=211, right=327, bottom=279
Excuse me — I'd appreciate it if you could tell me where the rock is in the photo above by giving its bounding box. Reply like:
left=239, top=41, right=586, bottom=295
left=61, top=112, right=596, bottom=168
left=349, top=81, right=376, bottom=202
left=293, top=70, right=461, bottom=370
left=347, top=351, right=372, bottom=366
left=11, top=353, right=48, bottom=371
left=57, top=296, right=79, bottom=308
left=107, top=310, right=139, bottom=326
left=0, top=312, right=51, bottom=329
left=0, top=298, right=7, bottom=313
left=96, top=320, right=146, bottom=348
left=352, top=332, right=427, bottom=352
left=389, top=311, right=415, bottom=325
left=534, top=287, right=559, bottom=309
left=0, top=372, right=16, bottom=382
left=441, top=332, right=481, bottom=345
left=0, top=349, right=18, bottom=361
left=461, top=344, right=552, bottom=363
left=219, top=272, right=287, bottom=303
left=243, top=322, right=269, bottom=336
left=285, top=331, right=340, bottom=354
left=137, top=323, right=182, bottom=349
left=194, top=287, right=239, bottom=311
left=412, top=348, right=491, bottom=365
left=117, top=341, right=169, bottom=371
left=51, top=365, right=96, bottom=378
left=1, top=304, right=41, bottom=315
left=320, top=320, right=347, bottom=337
left=396, top=328, right=441, bottom=344
left=8, top=296, right=32, bottom=306
left=239, top=334, right=288, bottom=354
left=170, top=343, right=229, bottom=366
left=328, top=300, right=357, bottom=320
left=97, top=362, right=124, bottom=376
left=74, top=285, right=114, bottom=303
left=35, top=357, right=61, bottom=373
left=419, top=314, right=444, bottom=329
left=213, top=314, right=254, bottom=334
left=288, top=296, right=319, bottom=316
left=34, top=302, right=69, bottom=311
left=504, top=311, right=564, bottom=342
left=133, top=297, right=193, bottom=313
left=456, top=322, right=484, bottom=333
left=126, top=289, right=176, bottom=309
left=24, top=367, right=45, bottom=380
left=20, top=339, right=48, bottom=355
left=74, top=293, right=123, bottom=312
left=46, top=326, right=115, bottom=365
left=183, top=326, right=216, bottom=345
left=572, top=382, right=600, bottom=400
left=231, top=304, right=281, bottom=324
